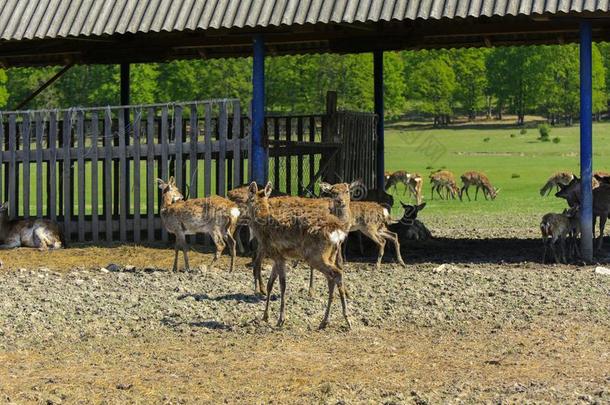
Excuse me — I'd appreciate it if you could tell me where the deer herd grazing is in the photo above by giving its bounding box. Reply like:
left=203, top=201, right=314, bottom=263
left=0, top=164, right=608, bottom=327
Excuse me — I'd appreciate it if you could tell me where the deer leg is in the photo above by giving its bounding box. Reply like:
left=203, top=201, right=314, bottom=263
left=172, top=242, right=180, bottom=272
left=253, top=249, right=267, bottom=296
left=263, top=263, right=279, bottom=322
left=597, top=215, right=607, bottom=251
left=436, top=186, right=445, bottom=200
left=380, top=228, right=406, bottom=268
left=224, top=231, right=237, bottom=272
left=474, top=186, right=480, bottom=201
left=209, top=232, right=225, bottom=270
left=342, top=238, right=348, bottom=264
left=358, top=232, right=364, bottom=256
left=542, top=237, right=548, bottom=264
left=430, top=185, right=435, bottom=200
left=319, top=276, right=335, bottom=329
left=277, top=262, right=288, bottom=327
left=334, top=273, right=351, bottom=329
left=236, top=226, right=246, bottom=254
left=175, top=234, right=189, bottom=272
left=551, top=237, right=560, bottom=263
left=308, top=266, right=315, bottom=297
left=462, top=186, right=471, bottom=201
left=559, top=237, right=567, bottom=263
left=362, top=228, right=385, bottom=269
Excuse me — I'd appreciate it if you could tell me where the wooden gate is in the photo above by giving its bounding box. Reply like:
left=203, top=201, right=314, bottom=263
left=0, top=99, right=249, bottom=243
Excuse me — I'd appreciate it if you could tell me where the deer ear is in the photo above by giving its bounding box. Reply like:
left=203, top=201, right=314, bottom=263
left=156, top=178, right=166, bottom=190
left=248, top=182, right=258, bottom=196
left=349, top=179, right=363, bottom=190
left=264, top=181, right=273, bottom=197
left=417, top=202, right=427, bottom=211
left=319, top=182, right=331, bottom=193
left=168, top=176, right=176, bottom=186
left=0, top=202, right=7, bottom=211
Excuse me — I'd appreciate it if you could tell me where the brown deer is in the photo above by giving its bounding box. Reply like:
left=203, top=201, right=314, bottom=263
left=157, top=177, right=240, bottom=272
left=460, top=171, right=499, bottom=201
left=540, top=206, right=580, bottom=263
left=247, top=182, right=350, bottom=329
left=429, top=170, right=460, bottom=200
left=385, top=170, right=423, bottom=204
left=0, top=202, right=64, bottom=250
left=540, top=172, right=574, bottom=196
left=555, top=176, right=610, bottom=250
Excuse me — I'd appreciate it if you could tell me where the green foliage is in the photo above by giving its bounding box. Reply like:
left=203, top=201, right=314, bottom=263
left=520, top=128, right=527, bottom=135
left=0, top=69, right=8, bottom=108
left=510, top=133, right=516, bottom=138
left=538, top=123, right=551, bottom=141
left=552, top=136, right=561, bottom=143
left=483, top=137, right=490, bottom=142
left=511, top=173, right=520, bottom=178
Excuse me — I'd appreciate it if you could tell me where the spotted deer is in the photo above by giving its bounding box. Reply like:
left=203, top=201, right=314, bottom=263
left=460, top=171, right=499, bottom=201
left=157, top=177, right=240, bottom=272
left=429, top=170, right=460, bottom=200
left=385, top=170, right=423, bottom=204
left=540, top=172, right=574, bottom=196
left=555, top=176, right=610, bottom=250
left=540, top=206, right=580, bottom=263
left=247, top=182, right=350, bottom=329
left=0, top=202, right=64, bottom=250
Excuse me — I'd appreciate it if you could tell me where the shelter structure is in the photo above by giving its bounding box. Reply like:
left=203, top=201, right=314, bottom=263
left=0, top=0, right=608, bottom=260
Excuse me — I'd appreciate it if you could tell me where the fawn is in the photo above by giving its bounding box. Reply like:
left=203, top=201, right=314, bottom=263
left=157, top=177, right=240, bottom=272
left=247, top=182, right=350, bottom=329
left=460, top=171, right=499, bottom=201
left=429, top=170, right=460, bottom=200
left=540, top=172, right=574, bottom=196
left=540, top=207, right=580, bottom=263
left=0, top=202, right=64, bottom=250
left=555, top=176, right=610, bottom=250
left=385, top=170, right=423, bottom=204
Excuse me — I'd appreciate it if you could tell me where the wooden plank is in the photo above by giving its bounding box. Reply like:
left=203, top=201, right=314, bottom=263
left=34, top=113, right=43, bottom=218
left=22, top=114, right=30, bottom=218
left=8, top=115, right=17, bottom=219
left=77, top=110, right=85, bottom=241
left=62, top=111, right=72, bottom=242
left=104, top=109, right=113, bottom=241
left=118, top=108, right=127, bottom=242
left=232, top=101, right=241, bottom=187
left=309, top=116, right=315, bottom=189
left=297, top=116, right=303, bottom=195
left=91, top=112, right=99, bottom=243
left=218, top=101, right=227, bottom=196
left=133, top=107, right=141, bottom=243
left=48, top=112, right=57, bottom=221
left=204, top=103, right=212, bottom=197
left=160, top=106, right=168, bottom=242
left=273, top=117, right=280, bottom=187
left=285, top=117, right=292, bottom=194
left=174, top=105, right=183, bottom=193
left=146, top=108, right=155, bottom=242
left=189, top=103, right=198, bottom=198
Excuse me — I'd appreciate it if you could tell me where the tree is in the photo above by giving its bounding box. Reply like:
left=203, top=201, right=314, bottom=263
left=405, top=50, right=455, bottom=125
left=450, top=48, right=488, bottom=120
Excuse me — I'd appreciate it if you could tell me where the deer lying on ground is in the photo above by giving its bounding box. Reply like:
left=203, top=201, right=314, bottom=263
left=556, top=176, right=610, bottom=251
left=540, top=207, right=580, bottom=263
left=389, top=202, right=431, bottom=241
left=460, top=171, right=499, bottom=201
left=540, top=172, right=574, bottom=196
left=0, top=202, right=64, bottom=249
left=247, top=182, right=350, bottom=329
left=385, top=170, right=423, bottom=204
left=157, top=177, right=240, bottom=272
left=429, top=170, right=460, bottom=200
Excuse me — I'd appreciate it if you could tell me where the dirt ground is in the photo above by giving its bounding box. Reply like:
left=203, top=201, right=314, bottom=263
left=1, top=215, right=609, bottom=403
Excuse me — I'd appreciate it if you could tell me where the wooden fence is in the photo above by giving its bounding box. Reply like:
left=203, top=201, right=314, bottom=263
left=0, top=99, right=249, bottom=243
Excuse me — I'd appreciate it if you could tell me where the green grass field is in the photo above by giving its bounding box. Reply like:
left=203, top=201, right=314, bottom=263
left=384, top=119, right=610, bottom=218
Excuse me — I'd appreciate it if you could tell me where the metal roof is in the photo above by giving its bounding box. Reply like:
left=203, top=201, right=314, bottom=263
left=0, top=0, right=608, bottom=42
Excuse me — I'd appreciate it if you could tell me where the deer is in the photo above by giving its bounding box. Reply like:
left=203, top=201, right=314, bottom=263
left=388, top=202, right=431, bottom=241
left=429, top=170, right=460, bottom=200
left=157, top=177, right=240, bottom=272
left=385, top=170, right=423, bottom=204
left=459, top=171, right=499, bottom=201
left=540, top=172, right=574, bottom=196
left=246, top=182, right=350, bottom=329
left=0, top=202, right=64, bottom=250
left=540, top=206, right=580, bottom=263
left=555, top=176, right=610, bottom=251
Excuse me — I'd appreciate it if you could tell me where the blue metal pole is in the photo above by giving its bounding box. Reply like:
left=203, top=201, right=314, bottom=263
left=374, top=50, right=385, bottom=192
left=252, top=34, right=266, bottom=185
left=580, top=21, right=593, bottom=262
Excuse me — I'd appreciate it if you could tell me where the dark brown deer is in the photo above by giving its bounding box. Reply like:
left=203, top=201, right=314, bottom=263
left=556, top=176, right=610, bottom=251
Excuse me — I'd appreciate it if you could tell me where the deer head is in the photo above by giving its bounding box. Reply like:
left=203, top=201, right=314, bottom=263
left=157, top=177, right=184, bottom=204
